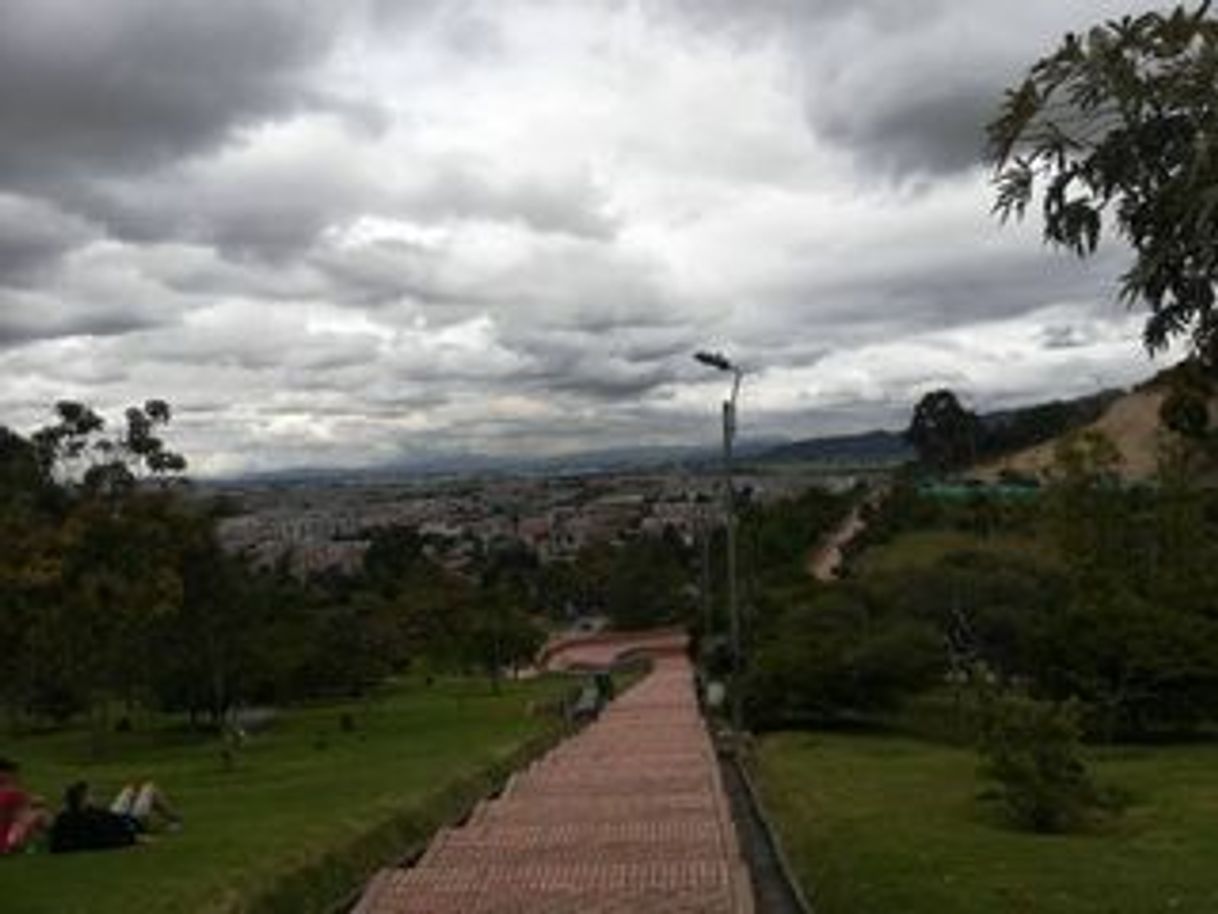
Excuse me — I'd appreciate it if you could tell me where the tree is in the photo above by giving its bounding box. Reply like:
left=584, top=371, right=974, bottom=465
left=29, top=399, right=187, bottom=501
left=1157, top=360, right=1216, bottom=453
left=604, top=535, right=691, bottom=629
left=1045, top=430, right=1127, bottom=594
left=905, top=389, right=981, bottom=471
left=459, top=587, right=545, bottom=692
left=743, top=587, right=941, bottom=729
left=976, top=691, right=1114, bottom=834
left=0, top=402, right=193, bottom=726
left=362, top=525, right=425, bottom=587
left=1032, top=427, right=1218, bottom=737
left=989, top=3, right=1218, bottom=367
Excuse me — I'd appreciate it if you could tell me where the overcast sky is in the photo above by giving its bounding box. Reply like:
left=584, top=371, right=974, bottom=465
left=0, top=0, right=1173, bottom=475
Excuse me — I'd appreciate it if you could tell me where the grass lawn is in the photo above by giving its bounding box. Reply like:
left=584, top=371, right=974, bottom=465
left=756, top=731, right=1218, bottom=914
left=0, top=675, right=571, bottom=914
left=858, top=529, right=1055, bottom=577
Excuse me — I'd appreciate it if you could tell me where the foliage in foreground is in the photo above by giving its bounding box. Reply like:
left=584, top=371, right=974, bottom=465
left=975, top=689, right=1121, bottom=834
left=744, top=584, right=941, bottom=729
left=1, top=400, right=553, bottom=729
left=989, top=2, right=1218, bottom=368
left=746, top=415, right=1218, bottom=738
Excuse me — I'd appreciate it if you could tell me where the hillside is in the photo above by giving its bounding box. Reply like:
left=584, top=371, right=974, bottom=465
left=976, top=376, right=1218, bottom=482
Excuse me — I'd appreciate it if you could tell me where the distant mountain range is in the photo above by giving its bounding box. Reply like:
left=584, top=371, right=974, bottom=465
left=753, top=430, right=913, bottom=465
left=219, top=383, right=1169, bottom=486
left=221, top=438, right=789, bottom=485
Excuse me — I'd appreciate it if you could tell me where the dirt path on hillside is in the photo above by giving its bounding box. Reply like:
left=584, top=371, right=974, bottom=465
left=807, top=507, right=866, bottom=582
left=807, top=486, right=889, bottom=582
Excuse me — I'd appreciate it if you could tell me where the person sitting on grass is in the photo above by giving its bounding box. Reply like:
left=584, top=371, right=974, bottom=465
left=0, top=757, right=51, bottom=856
left=50, top=781, right=181, bottom=854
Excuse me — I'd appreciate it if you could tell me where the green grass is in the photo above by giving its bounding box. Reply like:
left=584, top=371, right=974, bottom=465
left=0, top=676, right=571, bottom=914
left=755, top=731, right=1218, bottom=914
left=858, top=529, right=1054, bottom=577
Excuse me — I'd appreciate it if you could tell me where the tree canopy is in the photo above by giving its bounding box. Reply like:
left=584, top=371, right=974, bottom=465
left=905, top=389, right=980, bottom=471
left=988, top=2, right=1218, bottom=367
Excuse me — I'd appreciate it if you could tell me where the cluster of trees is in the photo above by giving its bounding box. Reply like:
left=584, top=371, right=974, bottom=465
left=745, top=429, right=1218, bottom=740
left=530, top=530, right=694, bottom=631
left=904, top=387, right=1124, bottom=474
left=741, top=4, right=1218, bottom=828
left=1, top=401, right=710, bottom=733
left=1, top=402, right=538, bottom=729
left=0, top=400, right=220, bottom=725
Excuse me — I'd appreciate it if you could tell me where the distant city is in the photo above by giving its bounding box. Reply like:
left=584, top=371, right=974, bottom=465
left=210, top=465, right=870, bottom=578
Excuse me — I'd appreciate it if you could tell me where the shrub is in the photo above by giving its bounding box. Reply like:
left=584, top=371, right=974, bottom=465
left=976, top=689, right=1121, bottom=833
left=743, top=588, right=941, bottom=730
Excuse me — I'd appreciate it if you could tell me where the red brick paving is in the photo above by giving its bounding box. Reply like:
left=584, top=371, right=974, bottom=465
left=354, top=655, right=752, bottom=913
left=537, top=627, right=688, bottom=671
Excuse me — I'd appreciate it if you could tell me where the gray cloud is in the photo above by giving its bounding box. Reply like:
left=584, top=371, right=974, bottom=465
left=0, top=0, right=340, bottom=187
left=0, top=290, right=153, bottom=347
left=0, top=0, right=1164, bottom=473
left=0, top=194, right=97, bottom=286
left=661, top=0, right=1164, bottom=176
left=408, top=164, right=618, bottom=241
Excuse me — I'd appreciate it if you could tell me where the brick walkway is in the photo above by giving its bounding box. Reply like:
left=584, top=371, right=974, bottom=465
left=538, top=628, right=689, bottom=671
left=354, top=656, right=752, bottom=913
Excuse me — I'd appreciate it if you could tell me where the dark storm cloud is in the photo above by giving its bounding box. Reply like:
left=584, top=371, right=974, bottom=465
left=0, top=195, right=97, bottom=286
left=0, top=0, right=339, bottom=186
left=741, top=242, right=1127, bottom=360
left=662, top=0, right=1163, bottom=176
left=812, top=81, right=994, bottom=177
left=79, top=165, right=371, bottom=263
left=519, top=347, right=685, bottom=402
left=0, top=0, right=1164, bottom=473
left=483, top=322, right=698, bottom=403
left=810, top=0, right=1167, bottom=176
left=0, top=288, right=160, bottom=348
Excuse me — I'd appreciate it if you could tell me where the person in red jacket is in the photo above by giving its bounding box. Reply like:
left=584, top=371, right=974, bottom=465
left=0, top=757, right=50, bottom=855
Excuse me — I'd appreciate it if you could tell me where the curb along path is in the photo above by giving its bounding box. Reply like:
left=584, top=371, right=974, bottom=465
left=354, top=655, right=754, bottom=913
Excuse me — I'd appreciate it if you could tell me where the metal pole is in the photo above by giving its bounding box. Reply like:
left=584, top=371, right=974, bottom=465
left=700, top=504, right=712, bottom=636
left=723, top=374, right=742, bottom=734
left=693, top=350, right=744, bottom=733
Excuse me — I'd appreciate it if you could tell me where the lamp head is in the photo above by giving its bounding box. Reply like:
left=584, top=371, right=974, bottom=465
left=694, top=350, right=733, bottom=372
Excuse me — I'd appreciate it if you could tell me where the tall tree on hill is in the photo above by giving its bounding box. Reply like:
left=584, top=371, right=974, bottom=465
left=989, top=3, right=1218, bottom=369
left=905, top=389, right=981, bottom=471
left=1158, top=360, right=1216, bottom=458
left=1, top=402, right=190, bottom=724
left=31, top=399, right=186, bottom=497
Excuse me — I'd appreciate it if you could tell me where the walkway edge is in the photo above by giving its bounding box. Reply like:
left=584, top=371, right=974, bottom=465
left=723, top=744, right=815, bottom=914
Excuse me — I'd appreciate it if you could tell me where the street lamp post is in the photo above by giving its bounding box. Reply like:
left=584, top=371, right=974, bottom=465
left=694, top=350, right=744, bottom=734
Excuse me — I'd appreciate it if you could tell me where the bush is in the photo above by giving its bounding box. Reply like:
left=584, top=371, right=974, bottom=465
left=743, top=587, right=941, bottom=730
left=976, top=689, right=1121, bottom=833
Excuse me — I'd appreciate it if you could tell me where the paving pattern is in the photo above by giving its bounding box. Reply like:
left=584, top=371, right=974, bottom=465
left=537, top=627, right=689, bottom=671
left=354, top=655, right=752, bottom=913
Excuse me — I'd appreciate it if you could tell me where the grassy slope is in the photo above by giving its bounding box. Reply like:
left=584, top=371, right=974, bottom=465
left=0, top=676, right=568, bottom=914
left=857, top=529, right=1054, bottom=577
left=757, top=732, right=1218, bottom=914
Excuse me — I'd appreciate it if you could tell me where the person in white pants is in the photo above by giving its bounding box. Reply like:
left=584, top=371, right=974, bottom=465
left=109, top=782, right=181, bottom=832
